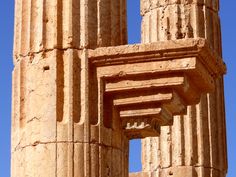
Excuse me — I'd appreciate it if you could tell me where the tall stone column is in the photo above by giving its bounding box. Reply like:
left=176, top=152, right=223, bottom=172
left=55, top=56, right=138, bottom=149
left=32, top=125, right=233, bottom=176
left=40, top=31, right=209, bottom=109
left=141, top=0, right=228, bottom=177
left=11, top=0, right=226, bottom=177
left=11, top=0, right=128, bottom=176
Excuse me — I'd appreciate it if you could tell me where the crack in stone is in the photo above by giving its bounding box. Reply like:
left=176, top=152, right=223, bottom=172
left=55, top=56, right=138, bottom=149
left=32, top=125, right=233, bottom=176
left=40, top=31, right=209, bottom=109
left=14, top=140, right=125, bottom=153
left=141, top=2, right=218, bottom=16
left=14, top=46, right=85, bottom=63
left=26, top=116, right=41, bottom=124
left=157, top=165, right=225, bottom=174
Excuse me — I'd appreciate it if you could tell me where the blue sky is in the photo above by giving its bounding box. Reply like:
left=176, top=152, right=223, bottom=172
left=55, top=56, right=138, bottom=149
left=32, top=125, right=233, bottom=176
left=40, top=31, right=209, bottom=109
left=0, top=1, right=235, bottom=177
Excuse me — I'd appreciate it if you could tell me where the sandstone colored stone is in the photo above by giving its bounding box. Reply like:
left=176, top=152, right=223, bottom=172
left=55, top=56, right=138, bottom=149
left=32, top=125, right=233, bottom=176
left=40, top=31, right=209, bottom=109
left=141, top=0, right=227, bottom=177
left=11, top=0, right=227, bottom=177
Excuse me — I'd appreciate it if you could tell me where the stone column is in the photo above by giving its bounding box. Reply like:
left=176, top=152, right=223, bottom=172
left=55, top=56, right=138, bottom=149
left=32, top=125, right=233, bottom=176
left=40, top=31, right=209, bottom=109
left=141, top=0, right=228, bottom=177
left=11, top=0, right=127, bottom=177
left=11, top=0, right=227, bottom=177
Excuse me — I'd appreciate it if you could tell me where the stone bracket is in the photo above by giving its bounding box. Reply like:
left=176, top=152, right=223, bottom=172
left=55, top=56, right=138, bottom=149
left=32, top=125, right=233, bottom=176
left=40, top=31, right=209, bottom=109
left=88, top=38, right=225, bottom=139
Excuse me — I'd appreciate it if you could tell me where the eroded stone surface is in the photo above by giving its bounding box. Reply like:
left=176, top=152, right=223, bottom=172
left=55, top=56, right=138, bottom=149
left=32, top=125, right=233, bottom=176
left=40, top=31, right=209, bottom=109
left=141, top=0, right=228, bottom=177
left=11, top=0, right=227, bottom=177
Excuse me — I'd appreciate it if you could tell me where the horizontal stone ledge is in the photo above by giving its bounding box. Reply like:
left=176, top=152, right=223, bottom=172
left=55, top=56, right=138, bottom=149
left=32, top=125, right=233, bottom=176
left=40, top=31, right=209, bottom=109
left=104, top=74, right=201, bottom=105
left=112, top=90, right=186, bottom=115
left=89, top=38, right=226, bottom=76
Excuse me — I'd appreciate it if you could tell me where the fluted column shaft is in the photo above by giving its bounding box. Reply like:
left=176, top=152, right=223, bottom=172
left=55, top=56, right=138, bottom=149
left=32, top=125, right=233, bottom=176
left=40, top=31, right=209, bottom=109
left=141, top=0, right=227, bottom=177
left=11, top=0, right=128, bottom=177
left=13, top=0, right=127, bottom=62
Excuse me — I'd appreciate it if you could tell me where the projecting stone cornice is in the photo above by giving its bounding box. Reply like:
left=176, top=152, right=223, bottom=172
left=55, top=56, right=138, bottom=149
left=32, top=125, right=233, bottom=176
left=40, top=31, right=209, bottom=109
left=88, top=38, right=226, bottom=76
left=87, top=38, right=225, bottom=139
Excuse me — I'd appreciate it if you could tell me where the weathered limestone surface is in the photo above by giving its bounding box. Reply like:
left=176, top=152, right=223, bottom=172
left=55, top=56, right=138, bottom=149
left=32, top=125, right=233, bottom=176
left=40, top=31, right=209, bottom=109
left=11, top=0, right=227, bottom=177
left=140, top=0, right=222, bottom=55
left=13, top=0, right=127, bottom=61
left=12, top=0, right=128, bottom=176
left=139, top=0, right=228, bottom=177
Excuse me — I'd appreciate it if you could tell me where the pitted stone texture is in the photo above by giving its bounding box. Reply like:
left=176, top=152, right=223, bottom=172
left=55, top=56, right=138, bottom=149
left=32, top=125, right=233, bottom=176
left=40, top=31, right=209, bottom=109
left=140, top=0, right=219, bottom=15
left=11, top=0, right=227, bottom=177
left=140, top=0, right=227, bottom=177
left=141, top=0, right=222, bottom=56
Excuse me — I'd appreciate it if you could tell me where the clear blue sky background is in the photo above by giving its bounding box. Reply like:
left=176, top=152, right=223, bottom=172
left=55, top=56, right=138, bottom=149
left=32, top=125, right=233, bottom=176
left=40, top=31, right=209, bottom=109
left=0, top=1, right=235, bottom=177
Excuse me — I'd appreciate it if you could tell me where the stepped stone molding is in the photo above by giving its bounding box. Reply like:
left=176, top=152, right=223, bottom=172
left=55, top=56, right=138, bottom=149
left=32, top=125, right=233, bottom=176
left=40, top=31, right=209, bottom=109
left=88, top=38, right=225, bottom=140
